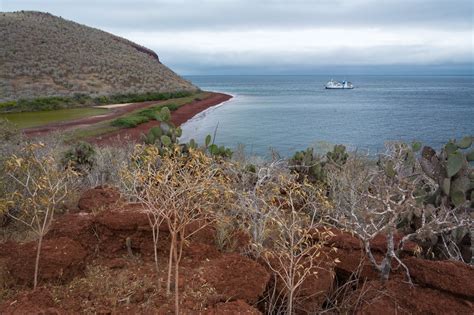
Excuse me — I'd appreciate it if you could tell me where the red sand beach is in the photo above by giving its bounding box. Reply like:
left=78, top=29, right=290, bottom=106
left=90, top=92, right=232, bottom=145
left=23, top=92, right=232, bottom=143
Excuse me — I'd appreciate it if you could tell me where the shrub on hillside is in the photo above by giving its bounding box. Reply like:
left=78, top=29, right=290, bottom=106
left=3, top=142, right=78, bottom=288
left=121, top=144, right=235, bottom=313
left=325, top=142, right=473, bottom=282
left=0, top=91, right=194, bottom=113
left=62, top=141, right=96, bottom=173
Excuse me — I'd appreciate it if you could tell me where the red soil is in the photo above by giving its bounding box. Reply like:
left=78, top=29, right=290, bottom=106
left=0, top=288, right=60, bottom=315
left=1, top=188, right=473, bottom=314
left=77, top=185, right=123, bottom=212
left=5, top=237, right=87, bottom=286
left=91, top=92, right=232, bottom=146
left=205, top=300, right=262, bottom=314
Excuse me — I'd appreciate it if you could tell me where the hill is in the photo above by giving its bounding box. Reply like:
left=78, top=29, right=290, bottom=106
left=0, top=11, right=198, bottom=102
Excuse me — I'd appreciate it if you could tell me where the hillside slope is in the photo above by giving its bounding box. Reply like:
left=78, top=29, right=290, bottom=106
left=0, top=11, right=198, bottom=102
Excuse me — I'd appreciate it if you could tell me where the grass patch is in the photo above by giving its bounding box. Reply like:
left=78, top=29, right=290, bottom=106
left=0, top=90, right=196, bottom=113
left=0, top=107, right=109, bottom=129
left=64, top=123, right=119, bottom=142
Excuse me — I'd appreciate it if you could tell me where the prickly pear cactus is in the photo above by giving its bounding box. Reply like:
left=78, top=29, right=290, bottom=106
left=206, top=137, right=233, bottom=158
left=420, top=136, right=473, bottom=208
left=327, top=144, right=349, bottom=165
left=289, top=144, right=348, bottom=183
left=142, top=106, right=184, bottom=152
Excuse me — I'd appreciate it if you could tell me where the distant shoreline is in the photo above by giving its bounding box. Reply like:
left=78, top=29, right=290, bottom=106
left=90, top=92, right=233, bottom=145
left=21, top=92, right=233, bottom=145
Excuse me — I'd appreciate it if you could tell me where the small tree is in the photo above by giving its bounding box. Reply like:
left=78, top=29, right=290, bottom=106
left=4, top=142, right=76, bottom=289
left=326, top=149, right=472, bottom=283
left=122, top=145, right=231, bottom=313
left=236, top=159, right=289, bottom=257
left=261, top=178, right=333, bottom=314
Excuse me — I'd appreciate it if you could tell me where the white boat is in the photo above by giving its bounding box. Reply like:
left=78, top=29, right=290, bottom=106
left=325, top=79, right=354, bottom=89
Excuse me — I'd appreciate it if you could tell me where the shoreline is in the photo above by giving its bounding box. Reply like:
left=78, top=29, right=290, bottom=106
left=90, top=92, right=233, bottom=145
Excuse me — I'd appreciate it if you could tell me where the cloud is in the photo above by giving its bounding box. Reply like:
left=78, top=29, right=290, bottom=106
left=3, top=0, right=473, bottom=74
left=4, top=0, right=473, bottom=31
left=116, top=27, right=472, bottom=72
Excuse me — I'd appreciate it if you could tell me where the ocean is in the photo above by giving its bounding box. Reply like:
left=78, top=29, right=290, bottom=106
left=181, top=75, right=474, bottom=157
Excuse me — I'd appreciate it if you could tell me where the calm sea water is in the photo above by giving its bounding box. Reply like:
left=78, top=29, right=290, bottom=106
left=181, top=75, right=474, bottom=157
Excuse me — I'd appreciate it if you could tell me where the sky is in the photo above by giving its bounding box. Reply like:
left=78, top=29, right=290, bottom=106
left=2, top=0, right=473, bottom=75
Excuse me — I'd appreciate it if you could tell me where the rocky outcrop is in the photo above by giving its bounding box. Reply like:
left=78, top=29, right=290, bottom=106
left=200, top=254, right=271, bottom=304
left=405, top=257, right=474, bottom=298
left=356, top=280, right=473, bottom=314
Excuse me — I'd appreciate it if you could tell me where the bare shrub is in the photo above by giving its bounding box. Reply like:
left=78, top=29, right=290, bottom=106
left=121, top=145, right=234, bottom=313
left=235, top=159, right=290, bottom=257
left=260, top=178, right=334, bottom=314
left=85, top=142, right=136, bottom=188
left=3, top=142, right=77, bottom=288
left=326, top=148, right=472, bottom=283
left=232, top=156, right=335, bottom=313
left=214, top=214, right=239, bottom=252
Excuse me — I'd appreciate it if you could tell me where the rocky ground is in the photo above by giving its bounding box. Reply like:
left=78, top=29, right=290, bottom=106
left=0, top=186, right=472, bottom=314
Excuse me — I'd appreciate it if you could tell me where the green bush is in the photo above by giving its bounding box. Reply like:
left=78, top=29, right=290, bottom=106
left=112, top=104, right=181, bottom=129
left=0, top=90, right=195, bottom=113
left=62, top=141, right=96, bottom=172
left=137, top=108, right=160, bottom=119
left=111, top=115, right=150, bottom=128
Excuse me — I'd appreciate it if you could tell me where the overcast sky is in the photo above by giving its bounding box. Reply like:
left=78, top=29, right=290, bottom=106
left=3, top=0, right=473, bottom=75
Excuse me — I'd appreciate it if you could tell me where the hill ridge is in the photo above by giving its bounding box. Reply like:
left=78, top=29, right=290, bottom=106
left=0, top=11, right=197, bottom=102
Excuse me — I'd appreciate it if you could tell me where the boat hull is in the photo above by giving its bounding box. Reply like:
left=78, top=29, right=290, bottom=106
left=325, top=86, right=354, bottom=89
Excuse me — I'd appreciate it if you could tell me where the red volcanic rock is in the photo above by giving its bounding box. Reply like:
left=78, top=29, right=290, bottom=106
left=355, top=280, right=473, bottom=314
left=93, top=205, right=153, bottom=257
left=47, top=212, right=96, bottom=251
left=329, top=248, right=381, bottom=281
left=94, top=204, right=149, bottom=231
left=320, top=228, right=417, bottom=255
left=77, top=185, right=122, bottom=212
left=404, top=257, right=474, bottom=298
left=292, top=265, right=335, bottom=312
left=201, top=253, right=271, bottom=304
left=184, top=242, right=221, bottom=261
left=320, top=228, right=362, bottom=250
left=6, top=237, right=87, bottom=286
left=204, top=300, right=261, bottom=314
